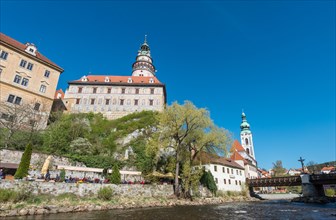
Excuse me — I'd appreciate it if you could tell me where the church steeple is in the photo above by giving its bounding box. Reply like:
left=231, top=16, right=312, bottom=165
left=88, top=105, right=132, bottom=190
left=240, top=112, right=251, bottom=133
left=239, top=111, right=255, bottom=161
left=132, top=35, right=156, bottom=77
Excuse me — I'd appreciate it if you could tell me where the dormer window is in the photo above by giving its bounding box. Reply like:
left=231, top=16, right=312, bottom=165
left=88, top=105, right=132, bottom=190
left=149, top=78, right=154, bottom=83
left=25, top=43, right=37, bottom=56
left=127, top=78, right=132, bottom=83
left=105, top=77, right=110, bottom=82
left=81, top=76, right=88, bottom=82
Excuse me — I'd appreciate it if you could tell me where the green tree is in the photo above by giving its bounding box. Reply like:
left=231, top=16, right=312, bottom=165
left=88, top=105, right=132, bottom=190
left=109, top=164, right=121, bottom=184
left=272, top=160, right=286, bottom=177
left=153, top=101, right=229, bottom=197
left=14, top=143, right=33, bottom=179
left=200, top=171, right=217, bottom=195
left=60, top=169, right=66, bottom=182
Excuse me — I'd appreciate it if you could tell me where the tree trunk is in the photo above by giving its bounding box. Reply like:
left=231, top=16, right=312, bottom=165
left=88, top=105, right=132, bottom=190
left=174, top=161, right=180, bottom=196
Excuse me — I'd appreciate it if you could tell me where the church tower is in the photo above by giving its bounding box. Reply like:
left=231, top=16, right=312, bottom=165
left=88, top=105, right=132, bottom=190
left=240, top=112, right=256, bottom=161
left=132, top=35, right=156, bottom=77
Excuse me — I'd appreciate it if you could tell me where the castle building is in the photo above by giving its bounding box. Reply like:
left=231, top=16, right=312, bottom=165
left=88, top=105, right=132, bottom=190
left=0, top=33, right=64, bottom=129
left=230, top=112, right=259, bottom=179
left=63, top=37, right=166, bottom=120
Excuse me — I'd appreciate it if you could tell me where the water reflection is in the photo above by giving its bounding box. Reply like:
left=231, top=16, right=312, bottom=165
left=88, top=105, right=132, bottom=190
left=6, top=201, right=336, bottom=220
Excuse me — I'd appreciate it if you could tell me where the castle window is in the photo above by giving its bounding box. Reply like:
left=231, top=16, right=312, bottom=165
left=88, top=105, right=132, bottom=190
left=227, top=168, right=229, bottom=173
left=107, top=88, right=111, bottom=93
left=39, top=85, right=46, bottom=93
left=13, top=75, right=22, bottom=84
left=21, top=78, right=29, bottom=86
left=214, top=166, right=217, bottom=172
left=105, top=99, right=110, bottom=105
left=246, top=148, right=250, bottom=155
left=222, top=167, right=225, bottom=173
left=228, top=179, right=231, bottom=184
left=235, top=180, right=238, bottom=185
left=14, top=96, right=22, bottom=105
left=90, top=99, right=95, bottom=105
left=135, top=88, right=139, bottom=94
left=78, top=87, right=83, bottom=93
left=121, top=88, right=125, bottom=94
left=134, top=99, right=139, bottom=106
left=215, top=178, right=218, bottom=184
left=7, top=94, right=15, bottom=103
left=93, top=87, right=97, bottom=93
left=44, top=70, right=50, bottom=78
left=27, top=62, right=34, bottom=71
left=33, top=103, right=41, bottom=111
left=236, top=170, right=238, bottom=175
left=240, top=170, right=242, bottom=176
left=224, top=179, right=226, bottom=184
left=20, top=59, right=27, bottom=68
left=76, top=99, right=80, bottom=105
left=231, top=168, right=233, bottom=174
left=245, top=138, right=249, bottom=145
left=120, top=99, right=124, bottom=105
left=149, top=99, right=154, bottom=106
left=0, top=50, right=8, bottom=60
left=239, top=181, right=241, bottom=185
left=150, top=88, right=154, bottom=94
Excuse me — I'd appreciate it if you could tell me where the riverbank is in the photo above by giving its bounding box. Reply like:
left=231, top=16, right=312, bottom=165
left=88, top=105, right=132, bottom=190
left=0, top=194, right=258, bottom=217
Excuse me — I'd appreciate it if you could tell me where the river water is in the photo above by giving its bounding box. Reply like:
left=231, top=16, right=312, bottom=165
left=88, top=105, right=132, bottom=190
left=7, top=200, right=336, bottom=220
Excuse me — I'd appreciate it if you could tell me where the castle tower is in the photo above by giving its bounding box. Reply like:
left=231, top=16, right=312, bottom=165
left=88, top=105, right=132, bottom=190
left=240, top=112, right=256, bottom=161
left=132, top=35, right=156, bottom=77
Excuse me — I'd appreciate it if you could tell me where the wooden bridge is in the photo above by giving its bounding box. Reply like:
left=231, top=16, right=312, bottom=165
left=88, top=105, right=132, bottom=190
left=246, top=173, right=336, bottom=198
left=247, top=173, right=336, bottom=188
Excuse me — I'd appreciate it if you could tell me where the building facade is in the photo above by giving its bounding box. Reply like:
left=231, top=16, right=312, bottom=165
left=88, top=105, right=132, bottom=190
left=196, top=152, right=246, bottom=192
left=63, top=37, right=166, bottom=120
left=230, top=112, right=259, bottom=179
left=0, top=33, right=64, bottom=129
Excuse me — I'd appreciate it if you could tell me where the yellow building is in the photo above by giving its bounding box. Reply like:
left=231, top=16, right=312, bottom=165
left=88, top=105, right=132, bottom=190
left=0, top=33, right=64, bottom=129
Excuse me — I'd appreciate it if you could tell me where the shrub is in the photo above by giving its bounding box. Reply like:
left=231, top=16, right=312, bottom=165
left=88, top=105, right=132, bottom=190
left=14, top=143, right=33, bottom=179
left=60, top=169, right=66, bottom=182
left=200, top=171, right=217, bottom=195
left=325, top=188, right=336, bottom=197
left=97, top=187, right=113, bottom=200
left=0, top=188, right=32, bottom=203
left=109, top=164, right=121, bottom=184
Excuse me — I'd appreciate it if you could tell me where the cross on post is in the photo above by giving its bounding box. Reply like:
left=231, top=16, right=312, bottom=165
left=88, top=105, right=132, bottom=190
left=298, top=156, right=305, bottom=173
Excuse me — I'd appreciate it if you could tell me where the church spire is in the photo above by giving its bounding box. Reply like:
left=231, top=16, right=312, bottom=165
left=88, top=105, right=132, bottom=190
left=240, top=111, right=251, bottom=133
left=132, top=35, right=156, bottom=77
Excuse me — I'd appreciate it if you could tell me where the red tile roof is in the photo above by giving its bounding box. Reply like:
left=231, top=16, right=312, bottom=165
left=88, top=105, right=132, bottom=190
left=70, top=75, right=164, bottom=85
left=0, top=32, right=63, bottom=71
left=230, top=140, right=245, bottom=152
left=194, top=151, right=244, bottom=170
left=230, top=151, right=246, bottom=161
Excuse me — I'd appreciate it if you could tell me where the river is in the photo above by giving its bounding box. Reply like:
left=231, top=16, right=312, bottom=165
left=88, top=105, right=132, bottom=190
left=6, top=200, right=336, bottom=220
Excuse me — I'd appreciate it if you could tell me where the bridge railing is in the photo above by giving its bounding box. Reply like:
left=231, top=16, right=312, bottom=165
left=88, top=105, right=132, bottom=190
left=246, top=176, right=302, bottom=187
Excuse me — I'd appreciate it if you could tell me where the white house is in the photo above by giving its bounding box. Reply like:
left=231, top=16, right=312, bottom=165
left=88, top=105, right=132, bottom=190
left=195, top=152, right=246, bottom=192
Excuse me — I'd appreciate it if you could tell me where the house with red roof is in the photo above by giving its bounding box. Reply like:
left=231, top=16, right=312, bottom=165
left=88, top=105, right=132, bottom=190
left=321, top=166, right=335, bottom=174
left=63, top=37, right=166, bottom=120
left=195, top=151, right=246, bottom=192
left=0, top=32, right=63, bottom=129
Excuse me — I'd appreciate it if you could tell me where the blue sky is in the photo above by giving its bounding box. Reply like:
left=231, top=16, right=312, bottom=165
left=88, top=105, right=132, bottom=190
left=1, top=0, right=335, bottom=170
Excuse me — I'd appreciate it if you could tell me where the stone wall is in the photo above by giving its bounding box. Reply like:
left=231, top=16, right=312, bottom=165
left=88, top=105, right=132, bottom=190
left=0, top=180, right=174, bottom=197
left=0, top=149, right=85, bottom=168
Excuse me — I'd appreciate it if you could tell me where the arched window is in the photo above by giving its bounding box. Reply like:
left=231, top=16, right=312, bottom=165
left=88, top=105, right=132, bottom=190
left=246, top=148, right=250, bottom=155
left=245, top=138, right=249, bottom=145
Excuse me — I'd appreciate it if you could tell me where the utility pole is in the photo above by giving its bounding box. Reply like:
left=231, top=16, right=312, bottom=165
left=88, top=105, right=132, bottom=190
left=298, top=157, right=305, bottom=173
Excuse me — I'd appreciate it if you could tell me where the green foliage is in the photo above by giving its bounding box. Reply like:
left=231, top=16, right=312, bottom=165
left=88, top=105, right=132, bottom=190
left=60, top=169, right=66, bottom=182
left=325, top=188, right=336, bottom=197
left=97, top=187, right=114, bottom=200
left=0, top=188, right=32, bottom=203
left=109, top=164, right=121, bottom=184
left=14, top=143, right=33, bottom=179
left=200, top=171, right=217, bottom=195
left=272, top=160, right=287, bottom=177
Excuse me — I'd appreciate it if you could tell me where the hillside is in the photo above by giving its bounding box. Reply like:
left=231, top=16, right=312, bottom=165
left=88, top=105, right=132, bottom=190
left=0, top=111, right=160, bottom=174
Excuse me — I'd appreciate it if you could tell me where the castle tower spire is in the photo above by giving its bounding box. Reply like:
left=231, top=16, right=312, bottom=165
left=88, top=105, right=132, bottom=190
left=240, top=112, right=256, bottom=160
left=132, top=35, right=156, bottom=77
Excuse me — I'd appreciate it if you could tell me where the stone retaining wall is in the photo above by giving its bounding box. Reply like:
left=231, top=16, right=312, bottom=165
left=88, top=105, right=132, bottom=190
left=0, top=180, right=174, bottom=197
